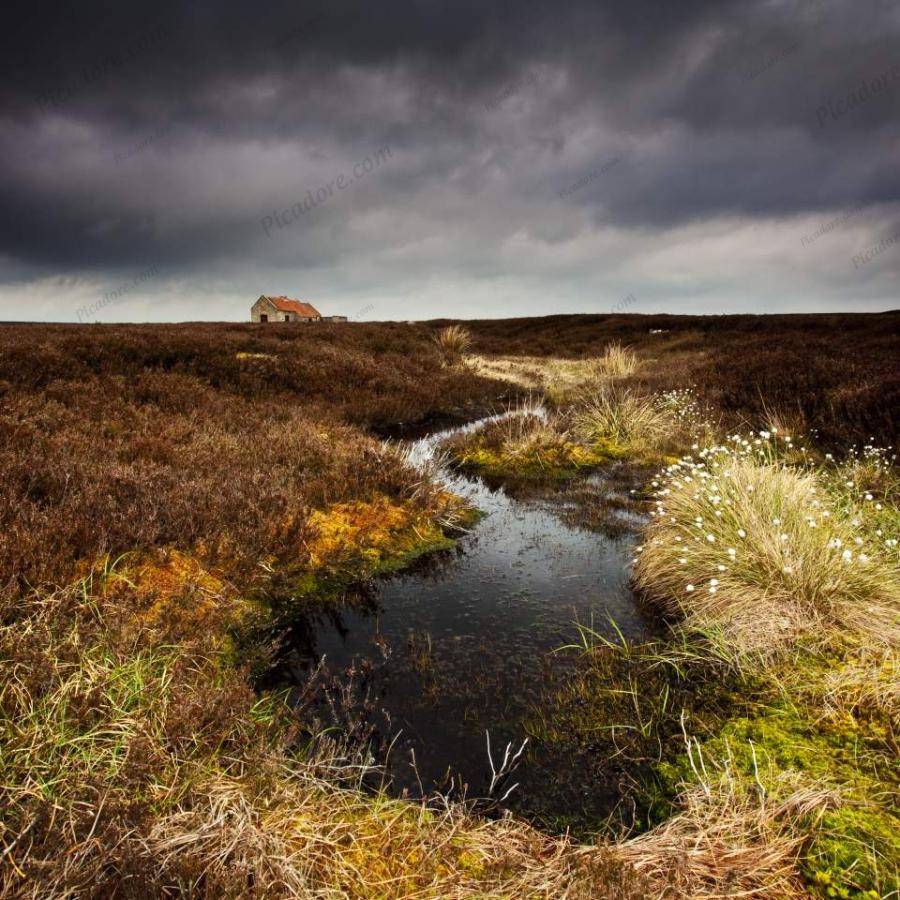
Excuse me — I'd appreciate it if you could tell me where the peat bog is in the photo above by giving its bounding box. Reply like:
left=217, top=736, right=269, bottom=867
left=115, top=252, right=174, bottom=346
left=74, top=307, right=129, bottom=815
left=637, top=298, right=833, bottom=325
left=1, top=314, right=897, bottom=898
left=260, top=413, right=653, bottom=830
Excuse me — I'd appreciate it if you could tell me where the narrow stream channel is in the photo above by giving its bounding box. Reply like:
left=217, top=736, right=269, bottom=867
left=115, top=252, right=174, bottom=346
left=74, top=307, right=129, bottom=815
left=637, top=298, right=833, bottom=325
left=263, top=414, right=651, bottom=830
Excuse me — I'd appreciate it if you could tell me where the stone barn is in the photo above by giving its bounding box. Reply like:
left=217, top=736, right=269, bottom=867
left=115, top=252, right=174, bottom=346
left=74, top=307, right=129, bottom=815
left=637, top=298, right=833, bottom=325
left=251, top=295, right=321, bottom=323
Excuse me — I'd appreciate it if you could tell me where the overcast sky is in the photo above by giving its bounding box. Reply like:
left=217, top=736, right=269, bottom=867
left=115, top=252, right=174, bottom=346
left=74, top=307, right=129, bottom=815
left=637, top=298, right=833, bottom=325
left=1, top=0, right=899, bottom=322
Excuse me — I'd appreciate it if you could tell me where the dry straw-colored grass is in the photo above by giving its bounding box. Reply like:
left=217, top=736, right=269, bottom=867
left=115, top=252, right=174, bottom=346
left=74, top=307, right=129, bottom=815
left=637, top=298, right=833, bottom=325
left=0, top=581, right=647, bottom=899
left=614, top=770, right=838, bottom=899
left=144, top=770, right=644, bottom=899
left=479, top=403, right=563, bottom=458
left=468, top=343, right=639, bottom=403
left=634, top=439, right=900, bottom=662
left=444, top=402, right=620, bottom=478
left=466, top=355, right=603, bottom=399
left=433, top=325, right=473, bottom=362
left=572, top=387, right=673, bottom=451
left=819, top=646, right=900, bottom=727
left=595, top=342, right=639, bottom=379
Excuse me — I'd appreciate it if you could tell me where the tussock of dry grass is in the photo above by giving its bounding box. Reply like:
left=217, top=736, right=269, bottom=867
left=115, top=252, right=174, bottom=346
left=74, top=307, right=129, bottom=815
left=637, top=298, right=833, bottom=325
left=472, top=405, right=563, bottom=460
left=615, top=771, right=838, bottom=899
left=634, top=437, right=900, bottom=661
left=433, top=325, right=472, bottom=362
left=0, top=578, right=646, bottom=899
left=572, top=387, right=673, bottom=450
left=444, top=404, right=627, bottom=479
left=596, top=342, right=639, bottom=378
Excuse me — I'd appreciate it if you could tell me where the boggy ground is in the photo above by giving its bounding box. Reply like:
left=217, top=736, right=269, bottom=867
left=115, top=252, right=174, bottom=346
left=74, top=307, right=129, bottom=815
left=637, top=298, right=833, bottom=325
left=0, top=314, right=897, bottom=898
left=0, top=322, right=641, bottom=898
left=447, top=329, right=899, bottom=898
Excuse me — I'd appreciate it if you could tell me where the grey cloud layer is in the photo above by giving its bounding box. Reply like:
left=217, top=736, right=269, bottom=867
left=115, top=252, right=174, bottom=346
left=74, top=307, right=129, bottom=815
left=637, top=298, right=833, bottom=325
left=1, top=0, right=898, bottom=317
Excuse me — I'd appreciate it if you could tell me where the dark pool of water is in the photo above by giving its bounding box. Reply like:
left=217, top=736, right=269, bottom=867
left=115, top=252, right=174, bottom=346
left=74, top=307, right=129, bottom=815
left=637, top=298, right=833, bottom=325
left=262, top=415, right=650, bottom=828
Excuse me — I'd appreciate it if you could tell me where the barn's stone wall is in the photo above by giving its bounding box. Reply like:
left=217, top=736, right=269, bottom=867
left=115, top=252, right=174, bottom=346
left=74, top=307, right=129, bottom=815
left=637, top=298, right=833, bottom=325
left=250, top=296, right=323, bottom=322
left=250, top=297, right=276, bottom=322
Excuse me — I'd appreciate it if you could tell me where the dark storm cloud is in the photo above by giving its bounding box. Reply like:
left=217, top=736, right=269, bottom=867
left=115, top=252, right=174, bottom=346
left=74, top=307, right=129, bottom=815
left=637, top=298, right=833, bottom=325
left=1, top=0, right=898, bottom=317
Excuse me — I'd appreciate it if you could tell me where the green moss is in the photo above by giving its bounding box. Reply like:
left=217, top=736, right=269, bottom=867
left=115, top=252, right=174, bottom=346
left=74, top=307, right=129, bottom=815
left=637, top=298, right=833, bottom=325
left=546, top=626, right=900, bottom=896
left=648, top=684, right=899, bottom=899
left=272, top=529, right=457, bottom=605
left=369, top=530, right=457, bottom=575
left=808, top=806, right=900, bottom=899
left=524, top=634, right=754, bottom=835
left=456, top=849, right=486, bottom=875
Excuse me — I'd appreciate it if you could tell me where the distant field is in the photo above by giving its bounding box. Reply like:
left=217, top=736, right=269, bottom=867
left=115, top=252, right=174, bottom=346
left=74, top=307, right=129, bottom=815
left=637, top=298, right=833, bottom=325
left=459, top=312, right=900, bottom=449
left=4, top=311, right=897, bottom=444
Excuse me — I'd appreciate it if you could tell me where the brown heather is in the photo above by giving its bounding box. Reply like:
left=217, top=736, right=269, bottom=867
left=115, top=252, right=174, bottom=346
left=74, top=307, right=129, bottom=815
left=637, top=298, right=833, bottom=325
left=455, top=311, right=900, bottom=449
left=0, top=315, right=897, bottom=898
left=0, top=322, right=648, bottom=898
left=0, top=323, right=505, bottom=590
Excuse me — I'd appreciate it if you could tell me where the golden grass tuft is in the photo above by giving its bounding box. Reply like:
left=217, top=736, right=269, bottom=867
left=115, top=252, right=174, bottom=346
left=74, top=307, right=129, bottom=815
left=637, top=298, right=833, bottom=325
left=634, top=438, right=900, bottom=662
left=572, top=387, right=674, bottom=451
left=595, top=342, right=639, bottom=378
left=433, top=325, right=472, bottom=362
left=477, top=405, right=565, bottom=460
left=615, top=770, right=838, bottom=899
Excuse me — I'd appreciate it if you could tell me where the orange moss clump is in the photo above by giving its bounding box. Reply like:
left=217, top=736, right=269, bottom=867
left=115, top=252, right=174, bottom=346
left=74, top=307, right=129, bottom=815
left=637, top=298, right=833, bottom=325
left=110, top=550, right=240, bottom=639
left=87, top=493, right=465, bottom=640
left=304, top=495, right=455, bottom=579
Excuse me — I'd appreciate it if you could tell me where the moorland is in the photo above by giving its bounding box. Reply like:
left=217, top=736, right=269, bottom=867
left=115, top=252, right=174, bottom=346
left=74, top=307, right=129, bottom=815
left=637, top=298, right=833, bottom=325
left=1, top=312, right=897, bottom=898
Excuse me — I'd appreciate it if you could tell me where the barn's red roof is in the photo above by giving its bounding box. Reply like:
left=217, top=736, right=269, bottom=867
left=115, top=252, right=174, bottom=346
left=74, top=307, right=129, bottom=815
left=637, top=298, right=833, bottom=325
left=264, top=296, right=321, bottom=317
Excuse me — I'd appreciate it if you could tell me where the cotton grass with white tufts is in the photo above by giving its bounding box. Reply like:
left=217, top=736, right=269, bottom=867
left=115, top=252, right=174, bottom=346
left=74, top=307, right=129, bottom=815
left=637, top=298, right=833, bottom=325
left=634, top=433, right=900, bottom=663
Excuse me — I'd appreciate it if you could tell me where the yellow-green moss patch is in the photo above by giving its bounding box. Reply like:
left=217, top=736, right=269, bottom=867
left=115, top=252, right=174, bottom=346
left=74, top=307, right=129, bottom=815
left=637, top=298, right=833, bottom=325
left=304, top=494, right=460, bottom=580
left=452, top=436, right=628, bottom=480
